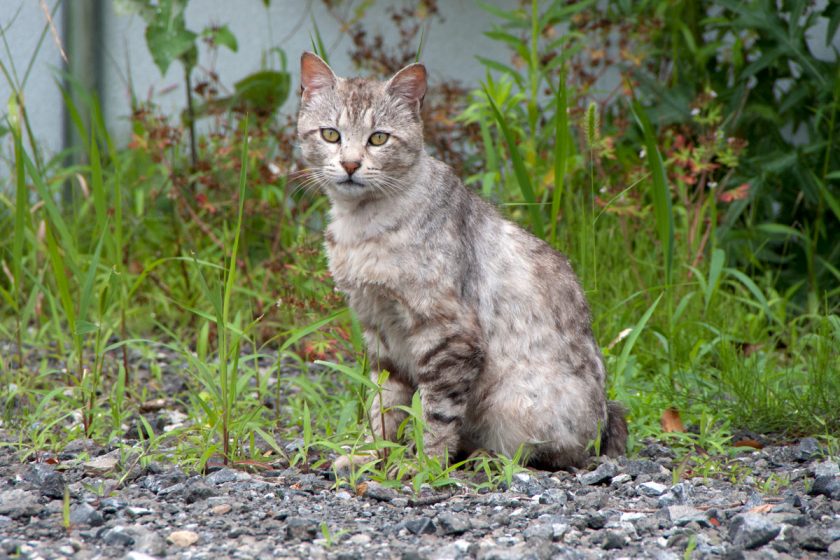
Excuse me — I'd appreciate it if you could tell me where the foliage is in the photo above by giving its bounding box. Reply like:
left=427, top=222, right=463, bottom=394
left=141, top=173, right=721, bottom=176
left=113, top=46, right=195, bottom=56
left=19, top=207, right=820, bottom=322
left=0, top=0, right=837, bottom=486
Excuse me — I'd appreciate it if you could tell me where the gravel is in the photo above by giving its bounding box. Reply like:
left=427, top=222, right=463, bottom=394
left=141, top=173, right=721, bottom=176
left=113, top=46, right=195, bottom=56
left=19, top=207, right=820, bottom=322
left=0, top=431, right=837, bottom=559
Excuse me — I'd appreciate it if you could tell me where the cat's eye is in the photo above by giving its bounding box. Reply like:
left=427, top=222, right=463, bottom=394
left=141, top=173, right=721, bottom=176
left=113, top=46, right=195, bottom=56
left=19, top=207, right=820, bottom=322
left=368, top=132, right=390, bottom=146
left=321, top=128, right=340, bottom=143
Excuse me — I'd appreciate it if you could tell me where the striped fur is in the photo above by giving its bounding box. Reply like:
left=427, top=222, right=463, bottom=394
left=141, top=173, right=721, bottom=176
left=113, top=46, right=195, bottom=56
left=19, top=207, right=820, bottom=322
left=297, top=52, right=627, bottom=469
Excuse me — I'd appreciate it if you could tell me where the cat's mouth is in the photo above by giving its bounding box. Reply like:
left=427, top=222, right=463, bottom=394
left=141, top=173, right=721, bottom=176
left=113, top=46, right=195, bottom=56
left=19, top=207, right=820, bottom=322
left=337, top=178, right=364, bottom=187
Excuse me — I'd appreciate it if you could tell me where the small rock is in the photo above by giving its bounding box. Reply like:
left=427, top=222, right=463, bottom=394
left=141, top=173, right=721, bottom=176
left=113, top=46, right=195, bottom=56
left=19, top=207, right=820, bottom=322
left=809, top=476, right=840, bottom=500
left=578, top=461, right=618, bottom=485
left=523, top=523, right=553, bottom=542
left=586, top=512, right=607, bottom=529
left=69, top=503, right=104, bottom=527
left=602, top=530, right=629, bottom=550
left=0, top=489, right=40, bottom=519
left=639, top=481, right=668, bottom=497
left=348, top=533, right=371, bottom=545
left=811, top=460, right=839, bottom=478
left=100, top=525, right=135, bottom=547
left=795, top=438, right=820, bottom=462
left=513, top=472, right=530, bottom=484
left=794, top=527, right=831, bottom=552
left=182, top=478, right=216, bottom=503
left=23, top=463, right=66, bottom=499
left=167, top=530, right=199, bottom=547
left=335, top=490, right=352, bottom=500
left=125, top=552, right=157, bottom=560
left=210, top=503, right=232, bottom=515
left=437, top=513, right=470, bottom=535
left=358, top=481, right=397, bottom=502
left=286, top=517, right=318, bottom=541
left=125, top=506, right=153, bottom=518
left=82, top=451, right=119, bottom=475
left=667, top=505, right=709, bottom=527
left=205, top=468, right=251, bottom=485
left=828, top=540, right=840, bottom=558
left=728, top=513, right=780, bottom=550
left=405, top=517, right=436, bottom=535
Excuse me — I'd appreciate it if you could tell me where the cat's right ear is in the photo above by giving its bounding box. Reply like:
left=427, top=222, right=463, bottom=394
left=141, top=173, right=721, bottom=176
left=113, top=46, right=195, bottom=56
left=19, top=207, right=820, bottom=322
left=300, top=52, right=337, bottom=100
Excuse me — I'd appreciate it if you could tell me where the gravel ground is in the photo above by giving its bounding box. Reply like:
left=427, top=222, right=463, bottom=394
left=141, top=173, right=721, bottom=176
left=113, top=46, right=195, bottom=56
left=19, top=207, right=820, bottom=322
left=1, top=432, right=838, bottom=560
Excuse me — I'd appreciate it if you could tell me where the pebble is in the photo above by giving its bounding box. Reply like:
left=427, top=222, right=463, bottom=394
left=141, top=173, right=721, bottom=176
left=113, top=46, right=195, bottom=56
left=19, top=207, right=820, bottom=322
left=82, top=452, right=120, bottom=475
left=69, top=503, right=104, bottom=527
left=167, top=530, right=199, bottom=547
left=638, top=481, right=668, bottom=496
left=23, top=463, right=66, bottom=499
left=285, top=517, right=319, bottom=541
left=728, top=513, right=781, bottom=549
left=578, top=461, right=618, bottom=485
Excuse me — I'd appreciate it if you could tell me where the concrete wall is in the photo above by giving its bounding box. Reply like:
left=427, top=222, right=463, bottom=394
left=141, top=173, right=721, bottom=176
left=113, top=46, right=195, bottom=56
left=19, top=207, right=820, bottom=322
left=0, top=0, right=511, bottom=184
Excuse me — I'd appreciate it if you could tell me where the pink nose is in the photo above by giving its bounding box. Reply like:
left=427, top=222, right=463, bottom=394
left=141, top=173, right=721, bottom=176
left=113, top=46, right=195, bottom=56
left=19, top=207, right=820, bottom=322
left=341, top=161, right=361, bottom=175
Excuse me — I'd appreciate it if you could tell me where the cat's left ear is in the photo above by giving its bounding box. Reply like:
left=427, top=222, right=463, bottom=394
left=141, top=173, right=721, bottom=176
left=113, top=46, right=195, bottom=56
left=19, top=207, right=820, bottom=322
left=386, top=63, right=427, bottom=108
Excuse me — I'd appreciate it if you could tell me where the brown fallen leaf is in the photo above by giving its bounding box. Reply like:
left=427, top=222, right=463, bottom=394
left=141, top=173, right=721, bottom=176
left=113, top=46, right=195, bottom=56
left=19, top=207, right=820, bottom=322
left=355, top=482, right=368, bottom=496
left=734, top=439, right=764, bottom=450
left=748, top=503, right=774, bottom=514
left=661, top=407, right=686, bottom=433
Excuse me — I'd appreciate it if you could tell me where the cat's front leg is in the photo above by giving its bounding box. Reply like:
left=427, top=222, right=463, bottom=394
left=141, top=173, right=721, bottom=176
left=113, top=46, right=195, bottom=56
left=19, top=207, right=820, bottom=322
left=414, top=333, right=485, bottom=462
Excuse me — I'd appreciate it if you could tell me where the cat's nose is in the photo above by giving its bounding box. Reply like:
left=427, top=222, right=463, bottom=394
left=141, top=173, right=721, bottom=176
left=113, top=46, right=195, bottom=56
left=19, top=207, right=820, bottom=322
left=341, top=161, right=361, bottom=176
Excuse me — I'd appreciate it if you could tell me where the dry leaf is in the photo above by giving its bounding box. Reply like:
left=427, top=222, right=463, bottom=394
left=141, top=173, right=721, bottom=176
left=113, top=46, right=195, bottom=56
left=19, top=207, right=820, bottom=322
left=355, top=482, right=368, bottom=496
left=748, top=503, right=774, bottom=514
left=734, top=439, right=764, bottom=450
left=661, top=407, right=686, bottom=433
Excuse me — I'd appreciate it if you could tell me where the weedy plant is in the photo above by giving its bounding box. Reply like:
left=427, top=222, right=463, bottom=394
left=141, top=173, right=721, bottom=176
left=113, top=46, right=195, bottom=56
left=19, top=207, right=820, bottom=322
left=0, top=0, right=838, bottom=485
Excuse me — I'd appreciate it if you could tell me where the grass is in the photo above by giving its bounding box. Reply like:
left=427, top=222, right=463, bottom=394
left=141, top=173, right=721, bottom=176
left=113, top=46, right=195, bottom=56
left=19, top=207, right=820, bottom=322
left=1, top=3, right=838, bottom=491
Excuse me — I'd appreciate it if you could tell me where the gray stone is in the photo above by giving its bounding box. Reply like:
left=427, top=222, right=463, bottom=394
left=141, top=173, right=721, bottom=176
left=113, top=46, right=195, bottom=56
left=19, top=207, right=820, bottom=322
left=285, top=517, right=319, bottom=541
left=812, top=460, right=839, bottom=478
left=436, top=512, right=470, bottom=535
left=828, top=540, right=840, bottom=558
left=729, top=513, right=780, bottom=550
left=23, top=463, right=66, bottom=499
left=361, top=481, right=397, bottom=502
left=405, top=517, right=436, bottom=535
left=182, top=478, right=217, bottom=503
left=523, top=523, right=554, bottom=542
left=794, top=527, right=830, bottom=552
left=205, top=467, right=251, bottom=485
left=0, top=489, right=40, bottom=519
left=69, top=503, right=104, bottom=527
left=578, top=461, right=618, bottom=485
left=809, top=476, right=840, bottom=500
left=639, top=482, right=668, bottom=497
left=538, top=488, right=568, bottom=505
left=601, top=530, right=629, bottom=550
left=586, top=512, right=607, bottom=529
left=99, top=525, right=136, bottom=547
left=125, top=553, right=158, bottom=560
left=667, top=505, right=709, bottom=527
left=795, top=438, right=820, bottom=462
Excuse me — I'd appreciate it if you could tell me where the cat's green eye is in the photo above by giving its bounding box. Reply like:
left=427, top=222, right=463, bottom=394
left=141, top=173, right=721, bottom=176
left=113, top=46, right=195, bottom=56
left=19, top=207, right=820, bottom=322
left=368, top=132, right=390, bottom=146
left=321, top=128, right=340, bottom=143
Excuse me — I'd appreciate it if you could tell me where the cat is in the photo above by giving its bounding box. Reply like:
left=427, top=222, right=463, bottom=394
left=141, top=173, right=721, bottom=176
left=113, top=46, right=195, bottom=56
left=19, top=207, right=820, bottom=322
left=296, top=52, right=627, bottom=469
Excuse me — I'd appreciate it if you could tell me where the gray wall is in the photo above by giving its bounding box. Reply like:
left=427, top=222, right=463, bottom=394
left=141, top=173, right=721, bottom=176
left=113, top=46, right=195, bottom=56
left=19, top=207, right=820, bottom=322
left=1, top=0, right=510, bottom=184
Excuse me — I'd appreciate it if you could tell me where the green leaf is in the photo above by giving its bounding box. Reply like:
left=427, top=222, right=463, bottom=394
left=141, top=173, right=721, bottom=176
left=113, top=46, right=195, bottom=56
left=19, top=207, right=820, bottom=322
left=232, top=70, right=290, bottom=116
left=143, top=0, right=197, bottom=74
left=202, top=24, right=238, bottom=52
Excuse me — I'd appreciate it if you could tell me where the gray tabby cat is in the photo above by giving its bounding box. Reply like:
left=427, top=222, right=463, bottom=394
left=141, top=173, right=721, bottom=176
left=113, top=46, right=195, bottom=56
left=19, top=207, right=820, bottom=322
left=297, top=52, right=627, bottom=469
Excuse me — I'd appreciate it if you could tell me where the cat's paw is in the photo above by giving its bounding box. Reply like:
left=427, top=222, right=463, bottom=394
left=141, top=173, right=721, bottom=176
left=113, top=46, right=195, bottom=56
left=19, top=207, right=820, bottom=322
left=332, top=451, right=380, bottom=473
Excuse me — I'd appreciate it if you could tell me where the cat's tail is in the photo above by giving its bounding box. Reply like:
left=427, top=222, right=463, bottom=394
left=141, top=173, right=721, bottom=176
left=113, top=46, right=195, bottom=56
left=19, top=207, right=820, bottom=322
left=602, top=401, right=628, bottom=457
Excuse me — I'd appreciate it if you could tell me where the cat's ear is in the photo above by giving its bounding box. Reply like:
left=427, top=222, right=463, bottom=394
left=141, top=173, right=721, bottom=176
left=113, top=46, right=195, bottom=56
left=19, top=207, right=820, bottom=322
left=386, top=63, right=427, bottom=107
left=300, top=52, right=337, bottom=100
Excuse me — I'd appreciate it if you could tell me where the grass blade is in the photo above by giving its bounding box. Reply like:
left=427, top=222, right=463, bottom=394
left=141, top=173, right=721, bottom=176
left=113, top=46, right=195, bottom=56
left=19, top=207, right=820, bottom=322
left=631, top=100, right=674, bottom=285
left=485, top=93, right=545, bottom=238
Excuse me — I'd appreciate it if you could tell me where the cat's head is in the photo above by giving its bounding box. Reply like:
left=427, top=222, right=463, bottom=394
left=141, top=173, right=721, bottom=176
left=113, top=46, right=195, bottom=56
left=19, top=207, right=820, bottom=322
left=296, top=52, right=426, bottom=201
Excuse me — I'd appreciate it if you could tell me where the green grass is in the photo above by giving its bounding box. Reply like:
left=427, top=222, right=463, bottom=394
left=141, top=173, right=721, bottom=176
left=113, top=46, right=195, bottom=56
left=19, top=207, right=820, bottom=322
left=1, top=1, right=838, bottom=490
